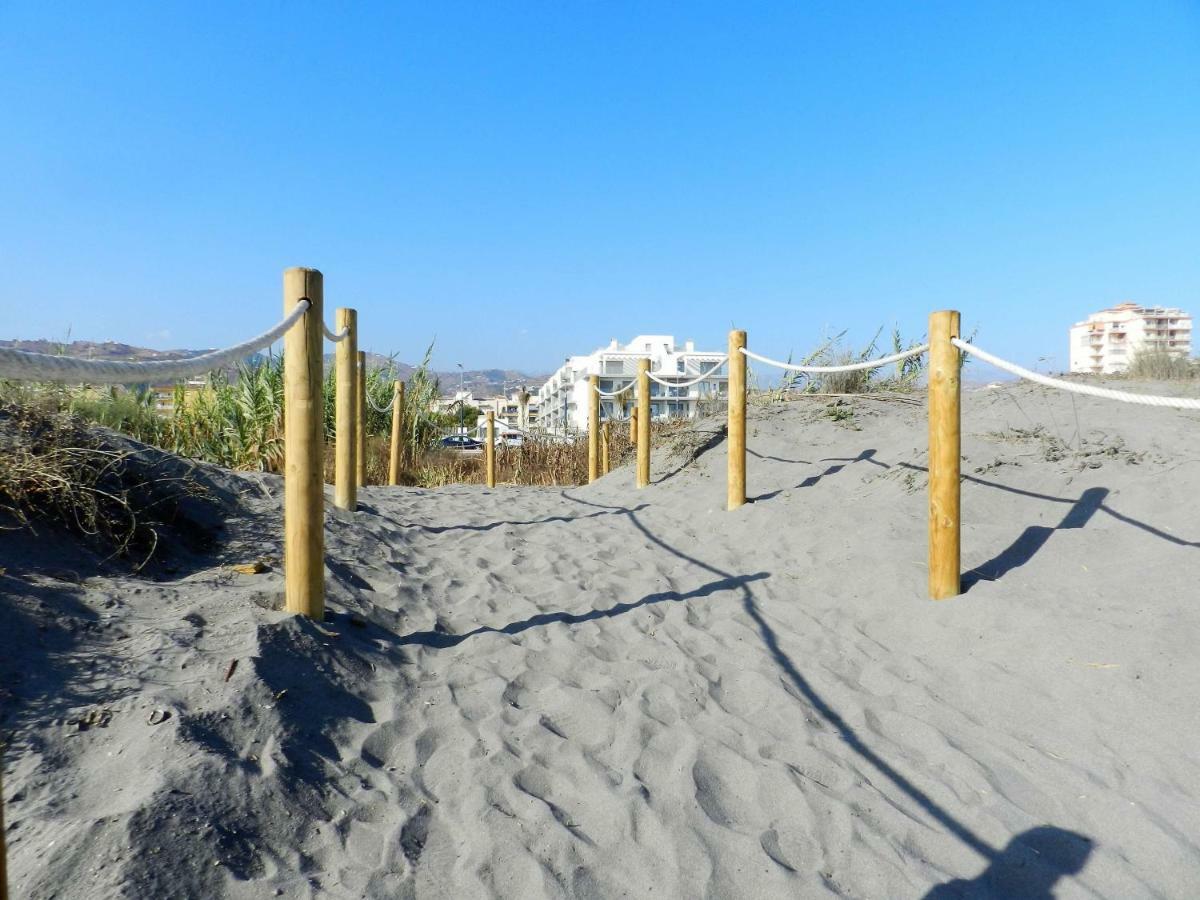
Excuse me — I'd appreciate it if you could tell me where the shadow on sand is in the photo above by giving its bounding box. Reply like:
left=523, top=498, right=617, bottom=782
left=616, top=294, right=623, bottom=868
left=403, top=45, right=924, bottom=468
left=751, top=448, right=1197, bottom=581
left=962, top=487, right=1108, bottom=589
left=380, top=503, right=649, bottom=534
left=750, top=448, right=878, bottom=501
left=393, top=489, right=1081, bottom=883
left=923, top=826, right=1093, bottom=899
left=553, top=492, right=1097, bottom=887
left=312, top=473, right=1101, bottom=892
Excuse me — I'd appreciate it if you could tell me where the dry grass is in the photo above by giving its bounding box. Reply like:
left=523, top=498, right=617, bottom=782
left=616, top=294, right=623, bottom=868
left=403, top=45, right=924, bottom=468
left=1125, top=349, right=1196, bottom=381
left=765, top=326, right=929, bottom=397
left=329, top=435, right=592, bottom=488
left=0, top=403, right=211, bottom=570
left=320, top=421, right=695, bottom=489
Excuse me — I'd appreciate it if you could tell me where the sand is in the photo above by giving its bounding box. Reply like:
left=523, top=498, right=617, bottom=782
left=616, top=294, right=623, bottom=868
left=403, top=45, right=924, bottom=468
left=3, top=381, right=1200, bottom=898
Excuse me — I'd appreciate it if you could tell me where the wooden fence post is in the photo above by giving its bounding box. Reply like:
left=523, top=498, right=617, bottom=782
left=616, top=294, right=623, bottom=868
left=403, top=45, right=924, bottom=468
left=356, top=350, right=367, bottom=487
left=629, top=406, right=638, bottom=447
left=282, top=267, right=324, bottom=619
left=334, top=308, right=357, bottom=511
left=929, top=310, right=962, bottom=600
left=601, top=421, right=611, bottom=475
left=637, top=359, right=651, bottom=488
left=588, top=374, right=600, bottom=483
left=727, top=329, right=747, bottom=510
left=486, top=411, right=496, bottom=487
left=388, top=380, right=404, bottom=486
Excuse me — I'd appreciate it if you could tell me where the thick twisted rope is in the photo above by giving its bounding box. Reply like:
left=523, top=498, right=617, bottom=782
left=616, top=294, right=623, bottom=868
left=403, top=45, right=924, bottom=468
left=323, top=322, right=350, bottom=342
left=645, top=357, right=728, bottom=388
left=951, top=339, right=1200, bottom=410
left=366, top=391, right=395, bottom=414
left=740, top=344, right=929, bottom=373
left=0, top=300, right=311, bottom=384
left=594, top=382, right=636, bottom=398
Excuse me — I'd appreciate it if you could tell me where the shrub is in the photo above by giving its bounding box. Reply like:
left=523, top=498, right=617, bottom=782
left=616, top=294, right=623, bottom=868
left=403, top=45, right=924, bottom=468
left=1125, top=349, right=1196, bottom=381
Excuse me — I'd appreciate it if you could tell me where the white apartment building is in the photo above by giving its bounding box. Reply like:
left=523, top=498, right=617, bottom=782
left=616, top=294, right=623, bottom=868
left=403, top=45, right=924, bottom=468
left=536, top=335, right=728, bottom=434
left=477, top=388, right=539, bottom=431
left=1069, top=303, right=1192, bottom=375
left=472, top=388, right=540, bottom=437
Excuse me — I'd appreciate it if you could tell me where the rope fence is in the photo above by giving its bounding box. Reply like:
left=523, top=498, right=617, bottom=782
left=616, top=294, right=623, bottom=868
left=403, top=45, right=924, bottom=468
left=952, top=339, right=1200, bottom=409
left=593, top=383, right=634, bottom=398
left=0, top=300, right=310, bottom=384
left=645, top=357, right=728, bottom=387
left=725, top=313, right=1199, bottom=602
left=367, top=391, right=395, bottom=414
left=4, top=287, right=1196, bottom=612
left=0, top=269, right=381, bottom=626
left=5, top=286, right=1196, bottom=897
left=740, top=344, right=929, bottom=374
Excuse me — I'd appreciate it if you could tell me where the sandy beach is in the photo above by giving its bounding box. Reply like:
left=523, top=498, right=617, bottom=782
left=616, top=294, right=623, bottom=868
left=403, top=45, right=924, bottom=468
left=3, top=381, right=1199, bottom=898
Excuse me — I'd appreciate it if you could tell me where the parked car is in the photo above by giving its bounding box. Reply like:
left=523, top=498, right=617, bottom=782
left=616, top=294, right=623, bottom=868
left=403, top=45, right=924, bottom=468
left=439, top=435, right=484, bottom=453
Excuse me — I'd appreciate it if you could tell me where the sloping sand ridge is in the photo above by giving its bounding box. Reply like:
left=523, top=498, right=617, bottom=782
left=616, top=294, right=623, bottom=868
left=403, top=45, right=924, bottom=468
left=2, top=382, right=1199, bottom=898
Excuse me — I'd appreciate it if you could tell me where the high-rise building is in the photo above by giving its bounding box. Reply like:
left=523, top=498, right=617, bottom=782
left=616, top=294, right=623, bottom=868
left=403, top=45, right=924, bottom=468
left=1068, top=303, right=1192, bottom=375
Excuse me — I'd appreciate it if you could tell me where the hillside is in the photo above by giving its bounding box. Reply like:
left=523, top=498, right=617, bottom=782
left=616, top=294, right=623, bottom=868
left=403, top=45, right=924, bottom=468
left=0, top=340, right=548, bottom=396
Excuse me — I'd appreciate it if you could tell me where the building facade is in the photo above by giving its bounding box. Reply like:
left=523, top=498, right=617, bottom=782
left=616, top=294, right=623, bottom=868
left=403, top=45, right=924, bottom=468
left=476, top=388, right=539, bottom=431
left=151, top=377, right=209, bottom=416
left=536, top=335, right=728, bottom=434
left=1069, top=303, right=1192, bottom=375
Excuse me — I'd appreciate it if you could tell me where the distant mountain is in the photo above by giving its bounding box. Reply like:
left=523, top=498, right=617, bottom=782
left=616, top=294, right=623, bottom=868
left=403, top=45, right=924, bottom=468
left=1, top=339, right=548, bottom=397
left=353, top=355, right=548, bottom=398
left=0, top=339, right=213, bottom=363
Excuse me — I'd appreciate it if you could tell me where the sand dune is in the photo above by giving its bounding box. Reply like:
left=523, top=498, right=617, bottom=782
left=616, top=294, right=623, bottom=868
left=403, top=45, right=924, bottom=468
left=3, top=382, right=1200, bottom=898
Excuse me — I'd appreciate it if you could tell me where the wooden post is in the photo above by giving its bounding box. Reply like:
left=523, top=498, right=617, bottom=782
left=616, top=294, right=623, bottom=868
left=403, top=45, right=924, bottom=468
left=282, top=267, right=324, bottom=619
left=588, top=375, right=600, bottom=483
left=637, top=358, right=651, bottom=488
left=601, top=421, right=611, bottom=475
left=485, top=411, right=496, bottom=487
left=629, top=406, right=638, bottom=446
left=334, top=308, right=357, bottom=511
left=388, top=380, right=404, bottom=486
left=727, top=330, right=747, bottom=510
left=929, top=310, right=962, bottom=600
left=356, top=350, right=367, bottom=487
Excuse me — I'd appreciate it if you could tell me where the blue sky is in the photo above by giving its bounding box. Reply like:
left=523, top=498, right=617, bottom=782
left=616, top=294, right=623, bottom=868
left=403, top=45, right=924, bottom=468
left=1, top=2, right=1197, bottom=375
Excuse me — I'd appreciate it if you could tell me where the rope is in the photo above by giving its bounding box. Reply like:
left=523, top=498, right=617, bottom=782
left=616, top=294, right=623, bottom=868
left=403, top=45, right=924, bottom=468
left=951, top=339, right=1200, bottom=410
left=740, top=344, right=929, bottom=374
left=594, top=383, right=636, bottom=398
left=323, top=322, right=350, bottom=342
left=0, top=300, right=311, bottom=384
left=366, top=391, right=395, bottom=414
left=645, top=357, right=728, bottom=388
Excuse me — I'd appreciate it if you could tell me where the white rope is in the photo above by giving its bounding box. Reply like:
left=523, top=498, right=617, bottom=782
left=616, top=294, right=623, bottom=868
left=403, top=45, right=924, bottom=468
left=594, top=382, right=636, bottom=398
left=740, top=344, right=929, bottom=373
left=952, top=339, right=1200, bottom=410
left=323, top=322, right=350, bottom=342
left=366, top=391, right=395, bottom=414
left=646, top=357, right=728, bottom=388
left=0, top=301, right=311, bottom=384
